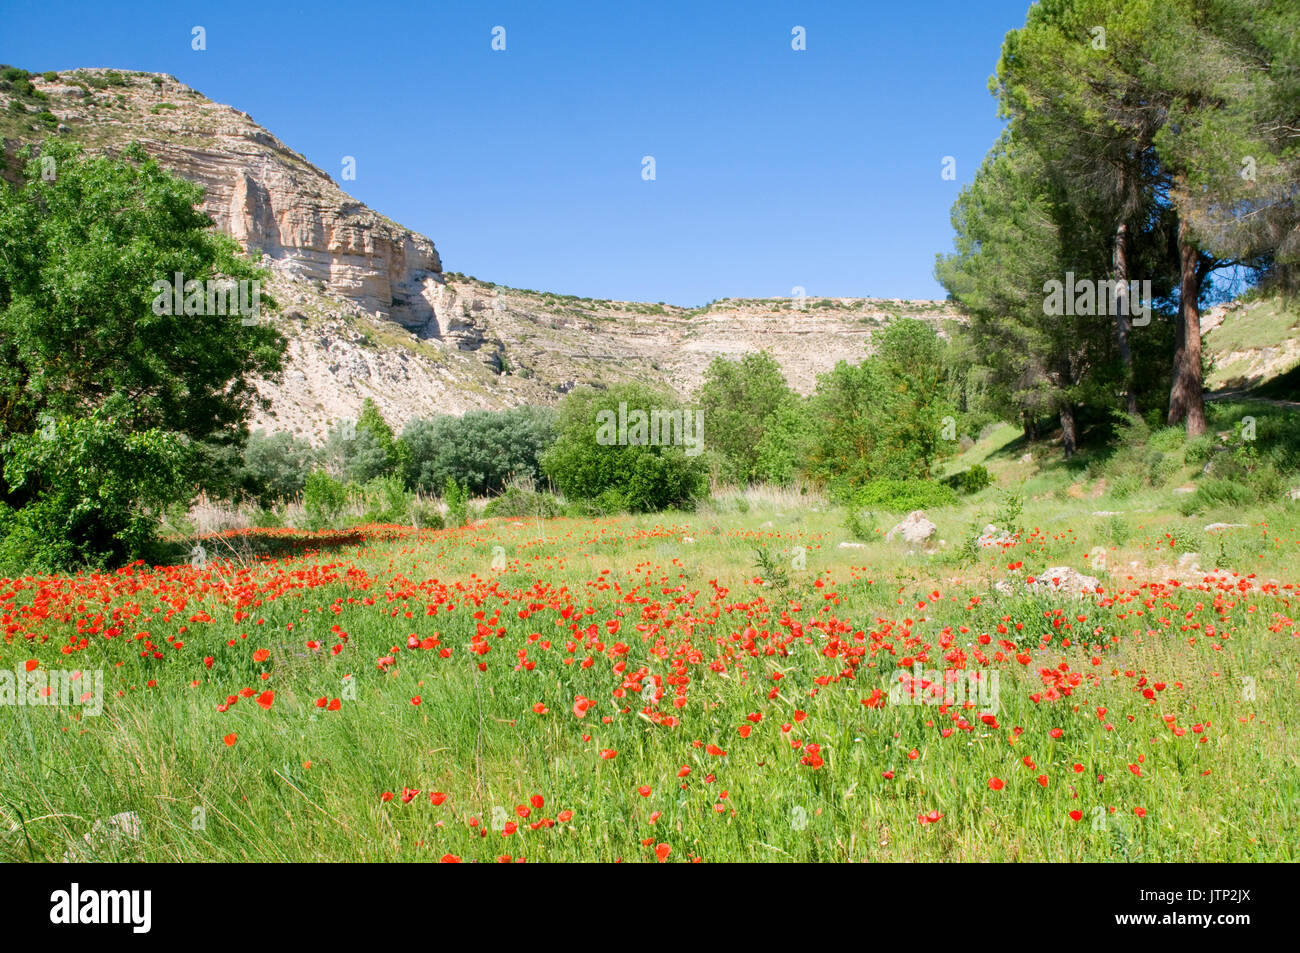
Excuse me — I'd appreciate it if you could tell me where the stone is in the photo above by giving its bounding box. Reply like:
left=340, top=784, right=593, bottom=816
left=1028, top=567, right=1101, bottom=597
left=62, top=811, right=142, bottom=862
left=978, top=524, right=1014, bottom=548
left=1204, top=523, right=1246, bottom=533
left=886, top=511, right=937, bottom=546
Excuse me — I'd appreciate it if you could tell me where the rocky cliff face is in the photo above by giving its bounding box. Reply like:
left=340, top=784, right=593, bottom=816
left=1, top=67, right=961, bottom=441
left=1, top=68, right=444, bottom=331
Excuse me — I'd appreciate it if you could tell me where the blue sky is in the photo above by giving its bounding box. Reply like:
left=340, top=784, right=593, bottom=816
left=2, top=0, right=1033, bottom=305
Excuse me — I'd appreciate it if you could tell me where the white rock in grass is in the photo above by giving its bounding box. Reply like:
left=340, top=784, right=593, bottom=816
left=62, top=811, right=142, bottom=862
left=1028, top=567, right=1101, bottom=596
left=885, top=510, right=937, bottom=546
left=1204, top=523, right=1246, bottom=533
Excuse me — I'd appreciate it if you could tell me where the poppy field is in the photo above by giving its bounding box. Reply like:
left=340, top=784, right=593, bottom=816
left=2, top=501, right=1297, bottom=863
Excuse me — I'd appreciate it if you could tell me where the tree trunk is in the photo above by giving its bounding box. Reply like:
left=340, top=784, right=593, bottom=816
left=1059, top=403, right=1078, bottom=458
left=1022, top=411, right=1040, bottom=443
left=1113, top=175, right=1137, bottom=415
left=1167, top=216, right=1207, bottom=436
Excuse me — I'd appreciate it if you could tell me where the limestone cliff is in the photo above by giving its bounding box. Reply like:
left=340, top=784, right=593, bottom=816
left=1, top=67, right=961, bottom=441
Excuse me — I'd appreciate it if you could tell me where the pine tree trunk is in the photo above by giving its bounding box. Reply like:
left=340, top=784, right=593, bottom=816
left=1113, top=183, right=1137, bottom=415
left=1059, top=403, right=1078, bottom=458
left=1167, top=217, right=1207, bottom=436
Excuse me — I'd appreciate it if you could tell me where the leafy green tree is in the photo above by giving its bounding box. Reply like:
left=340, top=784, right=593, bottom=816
left=697, top=351, right=798, bottom=484
left=354, top=398, right=407, bottom=479
left=541, top=384, right=707, bottom=512
left=0, top=140, right=284, bottom=567
left=806, top=319, right=957, bottom=483
left=753, top=396, right=816, bottom=486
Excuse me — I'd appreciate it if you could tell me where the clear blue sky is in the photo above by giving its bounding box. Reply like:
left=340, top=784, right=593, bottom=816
left=1, top=0, right=1032, bottom=305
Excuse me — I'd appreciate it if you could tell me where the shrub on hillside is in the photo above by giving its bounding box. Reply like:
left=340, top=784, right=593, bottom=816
left=952, top=464, right=992, bottom=494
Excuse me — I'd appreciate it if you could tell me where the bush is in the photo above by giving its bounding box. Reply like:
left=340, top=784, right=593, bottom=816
left=541, top=385, right=708, bottom=513
left=844, top=508, right=879, bottom=541
left=840, top=479, right=958, bottom=513
left=0, top=404, right=189, bottom=573
left=239, top=430, right=313, bottom=505
left=953, top=464, right=992, bottom=494
left=302, top=471, right=348, bottom=529
left=482, top=484, right=562, bottom=519
left=443, top=478, right=468, bottom=528
left=404, top=406, right=556, bottom=496
left=1177, top=478, right=1257, bottom=515
left=357, top=475, right=410, bottom=524
left=408, top=499, right=444, bottom=530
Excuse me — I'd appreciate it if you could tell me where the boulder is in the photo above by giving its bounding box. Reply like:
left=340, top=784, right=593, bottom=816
left=1028, top=567, right=1101, bottom=597
left=886, top=510, right=937, bottom=546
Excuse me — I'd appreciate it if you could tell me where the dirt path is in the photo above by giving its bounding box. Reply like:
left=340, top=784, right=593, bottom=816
left=1205, top=388, right=1300, bottom=411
